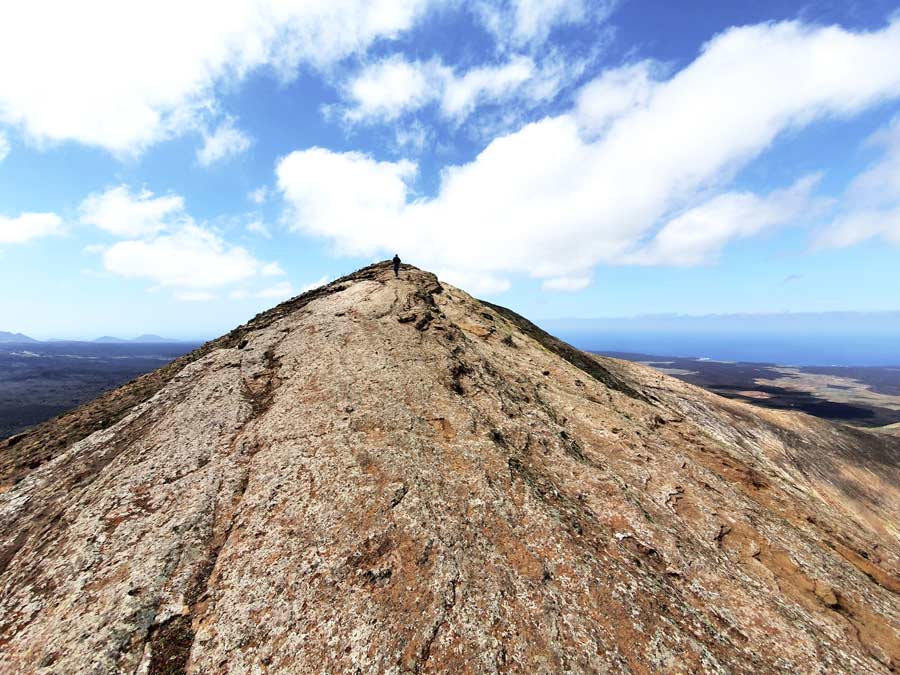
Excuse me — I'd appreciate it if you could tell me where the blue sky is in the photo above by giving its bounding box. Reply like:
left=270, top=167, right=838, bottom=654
left=1, top=1, right=900, bottom=340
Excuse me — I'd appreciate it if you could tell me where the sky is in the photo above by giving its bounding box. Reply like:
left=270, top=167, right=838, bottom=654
left=1, top=0, right=900, bottom=340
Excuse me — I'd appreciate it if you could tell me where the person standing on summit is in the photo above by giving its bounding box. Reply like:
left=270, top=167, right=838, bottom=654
left=392, top=254, right=401, bottom=278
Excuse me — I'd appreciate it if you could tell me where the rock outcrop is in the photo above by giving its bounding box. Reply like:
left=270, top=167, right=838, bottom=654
left=1, top=262, right=898, bottom=674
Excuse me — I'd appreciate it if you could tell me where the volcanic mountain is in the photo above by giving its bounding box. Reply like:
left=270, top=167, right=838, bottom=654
left=1, top=262, right=898, bottom=674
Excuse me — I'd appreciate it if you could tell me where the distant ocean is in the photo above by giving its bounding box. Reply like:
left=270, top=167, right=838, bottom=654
left=553, top=331, right=900, bottom=367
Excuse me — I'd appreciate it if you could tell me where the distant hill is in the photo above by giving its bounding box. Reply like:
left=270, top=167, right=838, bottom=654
left=0, top=331, right=38, bottom=344
left=92, top=336, right=128, bottom=343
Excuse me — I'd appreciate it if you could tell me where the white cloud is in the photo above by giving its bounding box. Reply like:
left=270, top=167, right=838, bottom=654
left=542, top=275, right=590, bottom=292
left=0, top=131, right=9, bottom=161
left=248, top=187, right=269, bottom=204
left=103, top=224, right=267, bottom=290
left=0, top=0, right=438, bottom=155
left=628, top=175, right=821, bottom=266
left=197, top=118, right=251, bottom=166
left=298, top=275, right=329, bottom=293
left=816, top=208, right=900, bottom=248
left=343, top=56, right=443, bottom=122
left=851, top=116, right=900, bottom=203
left=277, top=147, right=416, bottom=255
left=81, top=184, right=288, bottom=298
left=278, top=19, right=900, bottom=287
left=79, top=186, right=184, bottom=237
left=341, top=53, right=573, bottom=125
left=0, top=213, right=63, bottom=244
left=575, top=61, right=658, bottom=136
left=441, top=56, right=535, bottom=120
left=816, top=115, right=900, bottom=248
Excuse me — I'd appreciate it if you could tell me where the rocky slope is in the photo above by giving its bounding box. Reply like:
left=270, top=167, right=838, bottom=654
left=1, top=262, right=898, bottom=674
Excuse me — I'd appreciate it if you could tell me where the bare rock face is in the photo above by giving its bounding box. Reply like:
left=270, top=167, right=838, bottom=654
left=1, top=262, right=898, bottom=674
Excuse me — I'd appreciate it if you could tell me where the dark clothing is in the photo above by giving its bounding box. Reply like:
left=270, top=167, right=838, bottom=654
left=392, top=255, right=401, bottom=277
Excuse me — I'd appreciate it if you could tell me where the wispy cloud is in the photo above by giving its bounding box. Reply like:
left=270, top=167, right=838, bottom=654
left=248, top=186, right=269, bottom=205
left=246, top=221, right=272, bottom=238
left=197, top=118, right=251, bottom=167
left=340, top=52, right=584, bottom=126
left=815, top=115, right=900, bottom=249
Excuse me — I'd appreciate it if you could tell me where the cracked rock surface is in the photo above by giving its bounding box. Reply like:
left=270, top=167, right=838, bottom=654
left=1, top=262, right=898, bottom=674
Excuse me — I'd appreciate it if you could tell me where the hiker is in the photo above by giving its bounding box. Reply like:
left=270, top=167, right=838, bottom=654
left=392, top=254, right=401, bottom=278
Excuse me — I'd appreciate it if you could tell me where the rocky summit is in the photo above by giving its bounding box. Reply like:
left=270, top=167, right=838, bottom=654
left=1, top=262, right=898, bottom=674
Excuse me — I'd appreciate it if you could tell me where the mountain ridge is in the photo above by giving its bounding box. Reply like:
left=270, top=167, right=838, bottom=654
left=1, top=262, right=898, bottom=673
left=0, top=331, right=37, bottom=344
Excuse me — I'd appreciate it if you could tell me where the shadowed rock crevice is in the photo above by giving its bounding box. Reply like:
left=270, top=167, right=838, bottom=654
left=147, top=614, right=194, bottom=675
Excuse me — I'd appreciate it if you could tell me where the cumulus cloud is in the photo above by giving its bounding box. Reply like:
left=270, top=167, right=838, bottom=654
left=79, top=186, right=184, bottom=237
left=343, top=56, right=443, bottom=122
left=0, top=213, right=63, bottom=244
left=277, top=19, right=900, bottom=287
left=102, top=224, right=267, bottom=290
left=277, top=148, right=416, bottom=255
left=341, top=53, right=577, bottom=125
left=80, top=184, right=287, bottom=297
left=0, top=131, right=9, bottom=161
left=197, top=118, right=252, bottom=166
left=0, top=0, right=438, bottom=155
